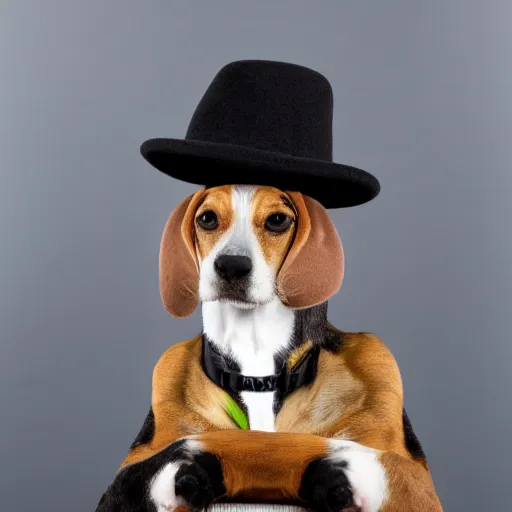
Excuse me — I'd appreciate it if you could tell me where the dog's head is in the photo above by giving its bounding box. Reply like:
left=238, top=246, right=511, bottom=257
left=160, top=185, right=344, bottom=318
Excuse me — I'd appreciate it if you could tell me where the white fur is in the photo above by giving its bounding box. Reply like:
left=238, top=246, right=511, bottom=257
left=203, top=298, right=294, bottom=431
left=200, top=186, right=295, bottom=431
left=149, top=439, right=203, bottom=511
left=328, top=439, right=388, bottom=512
left=198, top=186, right=276, bottom=306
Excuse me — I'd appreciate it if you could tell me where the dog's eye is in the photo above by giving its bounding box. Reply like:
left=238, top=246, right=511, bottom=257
left=265, top=213, right=292, bottom=233
left=197, top=210, right=218, bottom=231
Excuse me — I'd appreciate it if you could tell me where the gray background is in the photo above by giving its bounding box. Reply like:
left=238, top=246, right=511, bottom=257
left=2, top=1, right=511, bottom=510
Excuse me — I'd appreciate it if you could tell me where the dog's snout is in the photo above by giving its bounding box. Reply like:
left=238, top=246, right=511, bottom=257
left=214, top=255, right=252, bottom=281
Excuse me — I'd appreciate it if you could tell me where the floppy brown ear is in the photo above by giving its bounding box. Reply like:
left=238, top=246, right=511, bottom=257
left=159, top=189, right=206, bottom=318
left=277, top=191, right=344, bottom=309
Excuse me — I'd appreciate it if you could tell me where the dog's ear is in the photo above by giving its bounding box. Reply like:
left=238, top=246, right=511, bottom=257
left=277, top=191, right=344, bottom=309
left=159, top=189, right=205, bottom=318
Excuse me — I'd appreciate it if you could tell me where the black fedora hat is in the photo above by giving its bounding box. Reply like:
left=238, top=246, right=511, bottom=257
left=141, top=60, right=380, bottom=208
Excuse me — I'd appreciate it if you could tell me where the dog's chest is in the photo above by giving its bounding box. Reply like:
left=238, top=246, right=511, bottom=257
left=233, top=348, right=277, bottom=432
left=202, top=299, right=295, bottom=432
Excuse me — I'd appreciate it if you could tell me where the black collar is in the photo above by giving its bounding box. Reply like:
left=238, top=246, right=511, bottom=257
left=201, top=335, right=320, bottom=396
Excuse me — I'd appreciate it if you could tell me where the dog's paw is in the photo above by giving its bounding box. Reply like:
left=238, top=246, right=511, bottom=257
left=299, top=456, right=355, bottom=511
left=299, top=440, right=387, bottom=512
left=150, top=439, right=225, bottom=512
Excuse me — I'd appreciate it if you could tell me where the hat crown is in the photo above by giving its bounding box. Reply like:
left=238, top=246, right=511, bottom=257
left=185, top=60, right=334, bottom=161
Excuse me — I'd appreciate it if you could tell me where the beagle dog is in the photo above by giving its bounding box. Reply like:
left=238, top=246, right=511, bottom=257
left=96, top=185, right=442, bottom=512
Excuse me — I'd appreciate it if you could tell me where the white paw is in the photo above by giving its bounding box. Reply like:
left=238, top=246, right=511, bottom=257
left=150, top=439, right=204, bottom=512
left=328, top=439, right=388, bottom=512
left=151, top=460, right=187, bottom=511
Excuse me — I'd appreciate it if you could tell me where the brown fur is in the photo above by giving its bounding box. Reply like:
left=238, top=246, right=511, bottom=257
left=194, top=185, right=234, bottom=260
left=379, top=451, right=442, bottom=512
left=119, top=329, right=442, bottom=510
left=159, top=190, right=205, bottom=318
left=198, top=430, right=330, bottom=503
left=251, top=187, right=297, bottom=271
left=277, top=331, right=408, bottom=455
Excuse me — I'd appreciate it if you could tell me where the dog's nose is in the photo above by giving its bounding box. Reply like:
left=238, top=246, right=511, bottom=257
left=214, top=255, right=252, bottom=281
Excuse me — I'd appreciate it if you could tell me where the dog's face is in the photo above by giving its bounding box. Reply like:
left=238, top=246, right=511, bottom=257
left=159, top=185, right=344, bottom=318
left=194, top=185, right=297, bottom=308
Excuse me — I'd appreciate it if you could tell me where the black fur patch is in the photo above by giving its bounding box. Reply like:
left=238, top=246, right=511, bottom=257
left=95, top=439, right=226, bottom=512
left=324, top=324, right=345, bottom=351
left=299, top=456, right=354, bottom=511
left=273, top=302, right=330, bottom=414
left=272, top=302, right=329, bottom=372
left=403, top=408, right=427, bottom=461
left=130, top=407, right=155, bottom=450
left=293, top=302, right=329, bottom=349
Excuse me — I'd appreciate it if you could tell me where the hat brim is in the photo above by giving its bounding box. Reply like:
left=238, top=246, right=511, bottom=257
left=140, top=138, right=380, bottom=208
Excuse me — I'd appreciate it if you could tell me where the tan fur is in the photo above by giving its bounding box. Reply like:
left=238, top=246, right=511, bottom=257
left=121, top=337, right=238, bottom=469
left=251, top=187, right=296, bottom=270
left=276, top=330, right=408, bottom=456
left=379, top=451, right=442, bottom=511
left=194, top=185, right=234, bottom=260
left=198, top=430, right=331, bottom=503
left=286, top=339, right=314, bottom=370
left=191, top=185, right=297, bottom=270
left=118, top=329, right=442, bottom=510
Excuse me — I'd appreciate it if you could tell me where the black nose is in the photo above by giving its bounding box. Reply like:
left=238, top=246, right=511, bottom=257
left=214, top=255, right=252, bottom=281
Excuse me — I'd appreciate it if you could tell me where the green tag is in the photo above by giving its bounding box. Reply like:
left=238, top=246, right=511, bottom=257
left=225, top=395, right=249, bottom=430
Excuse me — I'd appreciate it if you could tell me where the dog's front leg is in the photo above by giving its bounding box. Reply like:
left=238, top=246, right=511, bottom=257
left=96, top=437, right=226, bottom=512
left=119, top=430, right=333, bottom=512
left=143, top=430, right=387, bottom=511
left=181, top=431, right=443, bottom=512
left=195, top=430, right=376, bottom=510
left=97, top=430, right=325, bottom=512
left=98, top=430, right=442, bottom=512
